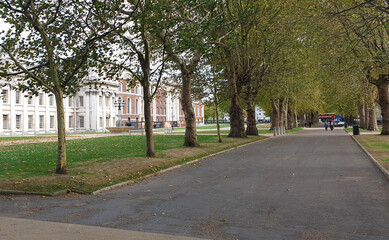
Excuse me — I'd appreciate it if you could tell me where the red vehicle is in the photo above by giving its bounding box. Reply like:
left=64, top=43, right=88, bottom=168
left=319, top=113, right=335, bottom=122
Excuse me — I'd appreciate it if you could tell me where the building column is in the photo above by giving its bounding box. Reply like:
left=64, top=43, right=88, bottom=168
left=34, top=93, right=39, bottom=134
left=64, top=97, right=69, bottom=132
left=152, top=98, right=156, bottom=121
left=201, top=104, right=204, bottom=124
left=45, top=94, right=50, bottom=133
left=22, top=93, right=28, bottom=134
left=85, top=91, right=90, bottom=131
left=9, top=89, right=15, bottom=135
left=104, top=94, right=108, bottom=129
left=0, top=88, right=3, bottom=135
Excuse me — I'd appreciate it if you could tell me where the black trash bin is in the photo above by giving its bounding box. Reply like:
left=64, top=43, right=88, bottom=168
left=353, top=126, right=360, bottom=135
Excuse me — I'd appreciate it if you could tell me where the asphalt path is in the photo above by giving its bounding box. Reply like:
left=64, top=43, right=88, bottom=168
left=1, top=129, right=389, bottom=240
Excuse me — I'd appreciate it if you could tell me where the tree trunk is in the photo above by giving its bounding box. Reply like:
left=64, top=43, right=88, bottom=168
left=143, top=80, right=155, bottom=157
left=55, top=91, right=67, bottom=174
left=287, top=105, right=294, bottom=130
left=378, top=75, right=389, bottom=135
left=227, top=69, right=246, bottom=138
left=312, top=112, right=319, bottom=126
left=358, top=101, right=365, bottom=128
left=299, top=113, right=305, bottom=127
left=364, top=102, right=370, bottom=130
left=215, top=102, right=222, bottom=143
left=367, top=104, right=379, bottom=131
left=270, top=99, right=280, bottom=130
left=181, top=73, right=200, bottom=146
left=294, top=107, right=298, bottom=128
left=279, top=98, right=287, bottom=127
left=245, top=100, right=258, bottom=135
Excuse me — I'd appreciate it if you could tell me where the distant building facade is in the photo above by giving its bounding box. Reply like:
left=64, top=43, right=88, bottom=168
left=0, top=75, right=204, bottom=136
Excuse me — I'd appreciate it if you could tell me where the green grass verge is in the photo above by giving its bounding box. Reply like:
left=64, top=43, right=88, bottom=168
left=183, top=127, right=303, bottom=135
left=0, top=136, right=48, bottom=141
left=354, top=134, right=389, bottom=173
left=345, top=127, right=382, bottom=132
left=0, top=134, right=266, bottom=194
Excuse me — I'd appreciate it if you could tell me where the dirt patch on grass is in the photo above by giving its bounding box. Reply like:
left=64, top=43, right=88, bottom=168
left=355, top=134, right=389, bottom=172
left=0, top=136, right=266, bottom=194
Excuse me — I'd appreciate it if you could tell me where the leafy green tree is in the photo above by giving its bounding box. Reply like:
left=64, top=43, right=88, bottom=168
left=92, top=0, right=169, bottom=157
left=156, top=0, right=223, bottom=147
left=0, top=1, right=108, bottom=174
left=325, top=0, right=389, bottom=134
left=192, top=58, right=229, bottom=142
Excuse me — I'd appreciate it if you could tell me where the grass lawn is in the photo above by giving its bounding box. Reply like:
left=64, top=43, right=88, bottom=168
left=197, top=124, right=230, bottom=129
left=0, top=134, right=266, bottom=194
left=345, top=127, right=382, bottom=132
left=176, top=127, right=303, bottom=135
left=354, top=134, right=389, bottom=172
left=0, top=136, right=48, bottom=141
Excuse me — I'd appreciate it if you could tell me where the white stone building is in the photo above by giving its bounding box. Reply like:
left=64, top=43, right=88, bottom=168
left=0, top=75, right=204, bottom=136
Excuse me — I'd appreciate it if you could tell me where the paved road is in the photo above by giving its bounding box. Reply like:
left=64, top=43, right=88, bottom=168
left=1, top=129, right=389, bottom=240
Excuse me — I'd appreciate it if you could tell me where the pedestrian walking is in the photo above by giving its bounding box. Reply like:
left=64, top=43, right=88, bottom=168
left=324, top=122, right=328, bottom=131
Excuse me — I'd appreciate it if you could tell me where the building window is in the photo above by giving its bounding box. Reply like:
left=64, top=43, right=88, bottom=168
left=106, top=117, right=110, bottom=127
left=77, top=116, right=85, bottom=128
left=27, top=93, right=33, bottom=105
left=49, top=95, right=54, bottom=106
left=2, top=90, right=8, bottom=104
left=77, top=96, right=84, bottom=107
left=69, top=115, right=74, bottom=128
left=99, top=96, right=103, bottom=106
left=127, top=98, right=130, bottom=114
left=15, top=114, right=21, bottom=130
left=39, top=115, right=44, bottom=129
left=99, top=117, right=103, bottom=127
left=69, top=97, right=73, bottom=107
left=28, top=115, right=34, bottom=129
left=105, top=97, right=110, bottom=107
left=15, top=91, right=21, bottom=104
left=50, top=116, right=55, bottom=129
left=39, top=93, right=44, bottom=105
left=136, top=99, right=139, bottom=114
left=135, top=86, right=139, bottom=94
left=3, top=115, right=9, bottom=130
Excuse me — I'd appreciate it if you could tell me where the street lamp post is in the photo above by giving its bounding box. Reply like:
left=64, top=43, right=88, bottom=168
left=114, top=98, right=125, bottom=127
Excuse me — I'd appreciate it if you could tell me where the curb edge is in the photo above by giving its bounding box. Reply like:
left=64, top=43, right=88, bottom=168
left=349, top=133, right=389, bottom=180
